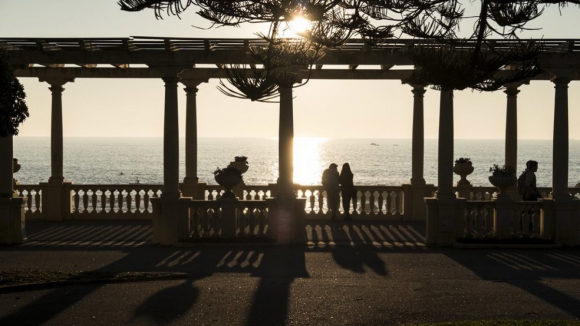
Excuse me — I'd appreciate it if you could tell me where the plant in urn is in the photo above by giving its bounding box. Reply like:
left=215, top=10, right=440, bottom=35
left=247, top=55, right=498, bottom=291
left=227, top=156, right=249, bottom=185
left=214, top=167, right=243, bottom=198
left=488, top=164, right=517, bottom=200
left=453, top=157, right=474, bottom=186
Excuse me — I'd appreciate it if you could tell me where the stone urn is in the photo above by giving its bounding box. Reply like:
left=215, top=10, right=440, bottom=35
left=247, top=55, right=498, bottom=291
left=488, top=175, right=517, bottom=199
left=228, top=156, right=249, bottom=174
left=453, top=162, right=474, bottom=186
left=12, top=158, right=21, bottom=192
left=214, top=167, right=243, bottom=198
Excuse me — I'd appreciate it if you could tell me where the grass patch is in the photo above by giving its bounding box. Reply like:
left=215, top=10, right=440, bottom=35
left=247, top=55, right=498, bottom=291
left=406, top=320, right=580, bottom=326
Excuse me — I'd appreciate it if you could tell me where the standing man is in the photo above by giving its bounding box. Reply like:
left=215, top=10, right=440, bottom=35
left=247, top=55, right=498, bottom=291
left=521, top=160, right=541, bottom=201
left=322, top=163, right=340, bottom=220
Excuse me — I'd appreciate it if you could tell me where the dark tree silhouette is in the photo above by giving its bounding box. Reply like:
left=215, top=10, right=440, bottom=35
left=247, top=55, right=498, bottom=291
left=0, top=50, right=28, bottom=137
left=118, top=0, right=577, bottom=97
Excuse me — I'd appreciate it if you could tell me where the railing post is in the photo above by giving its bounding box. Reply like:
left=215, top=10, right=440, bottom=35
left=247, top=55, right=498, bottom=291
left=0, top=135, right=27, bottom=244
left=493, top=196, right=514, bottom=239
left=219, top=197, right=239, bottom=238
left=540, top=198, right=555, bottom=239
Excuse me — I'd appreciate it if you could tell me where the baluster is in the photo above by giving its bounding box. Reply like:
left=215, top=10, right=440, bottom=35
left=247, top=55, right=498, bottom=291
left=190, top=206, right=199, bottom=238
left=319, top=190, right=326, bottom=215
left=118, top=191, right=125, bottom=213
left=521, top=204, right=531, bottom=236
left=308, top=191, right=315, bottom=215
left=248, top=207, right=257, bottom=236
left=245, top=190, right=251, bottom=201
left=30, top=190, right=42, bottom=212
left=81, top=190, right=88, bottom=213
left=257, top=208, right=266, bottom=237
left=135, top=190, right=142, bottom=212
left=376, top=192, right=384, bottom=216
left=24, top=190, right=32, bottom=212
left=91, top=190, right=97, bottom=214
left=144, top=191, right=151, bottom=212
left=391, top=191, right=399, bottom=216
left=72, top=190, right=79, bottom=213
left=202, top=208, right=211, bottom=237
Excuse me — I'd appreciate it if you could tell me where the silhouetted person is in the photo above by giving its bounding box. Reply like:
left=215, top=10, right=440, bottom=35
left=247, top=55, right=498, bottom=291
left=322, top=163, right=340, bottom=220
left=339, top=163, right=356, bottom=221
left=522, top=160, right=541, bottom=201
left=519, top=160, right=541, bottom=231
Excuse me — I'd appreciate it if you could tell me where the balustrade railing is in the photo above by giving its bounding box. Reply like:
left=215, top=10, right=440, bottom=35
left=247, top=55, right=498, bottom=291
left=462, top=200, right=544, bottom=239
left=70, top=184, right=163, bottom=219
left=15, top=183, right=580, bottom=222
left=190, top=199, right=269, bottom=239
left=15, top=185, right=43, bottom=219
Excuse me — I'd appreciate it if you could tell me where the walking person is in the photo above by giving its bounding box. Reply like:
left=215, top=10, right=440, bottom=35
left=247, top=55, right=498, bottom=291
left=339, top=163, right=356, bottom=221
left=519, top=160, right=541, bottom=201
left=322, top=163, right=340, bottom=220
left=517, top=160, right=542, bottom=232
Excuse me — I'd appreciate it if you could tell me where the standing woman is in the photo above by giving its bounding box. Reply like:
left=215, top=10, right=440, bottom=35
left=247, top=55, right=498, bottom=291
left=339, top=163, right=356, bottom=221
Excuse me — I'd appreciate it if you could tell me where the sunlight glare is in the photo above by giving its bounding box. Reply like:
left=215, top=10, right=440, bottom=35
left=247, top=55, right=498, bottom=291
left=279, top=17, right=312, bottom=38
left=294, top=137, right=328, bottom=185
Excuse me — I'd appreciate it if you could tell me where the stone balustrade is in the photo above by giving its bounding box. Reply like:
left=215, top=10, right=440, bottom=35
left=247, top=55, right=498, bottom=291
left=15, top=183, right=580, bottom=222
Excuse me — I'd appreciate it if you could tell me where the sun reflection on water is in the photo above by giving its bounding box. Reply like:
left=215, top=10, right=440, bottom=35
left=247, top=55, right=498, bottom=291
left=294, top=137, right=327, bottom=185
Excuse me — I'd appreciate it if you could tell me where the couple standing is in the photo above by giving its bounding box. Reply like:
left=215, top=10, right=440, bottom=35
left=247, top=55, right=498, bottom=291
left=322, top=163, right=356, bottom=221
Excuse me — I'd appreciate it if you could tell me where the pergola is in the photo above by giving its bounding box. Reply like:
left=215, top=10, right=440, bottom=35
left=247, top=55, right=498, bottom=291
left=1, top=37, right=579, bottom=245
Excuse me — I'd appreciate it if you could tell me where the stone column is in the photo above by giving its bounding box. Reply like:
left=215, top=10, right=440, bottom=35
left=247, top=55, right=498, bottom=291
left=437, top=89, right=455, bottom=199
left=151, top=66, right=191, bottom=245
left=405, top=84, right=429, bottom=222
left=180, top=78, right=208, bottom=200
left=162, top=75, right=181, bottom=199
left=278, top=86, right=294, bottom=197
left=504, top=82, right=525, bottom=199
left=39, top=78, right=74, bottom=221
left=504, top=84, right=520, bottom=173
left=551, top=76, right=571, bottom=201
left=411, top=85, right=426, bottom=186
left=0, top=134, right=26, bottom=244
left=432, top=88, right=459, bottom=246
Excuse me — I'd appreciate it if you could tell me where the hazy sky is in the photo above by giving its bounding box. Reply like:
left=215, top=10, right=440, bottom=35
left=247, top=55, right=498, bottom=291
left=2, top=0, right=580, bottom=139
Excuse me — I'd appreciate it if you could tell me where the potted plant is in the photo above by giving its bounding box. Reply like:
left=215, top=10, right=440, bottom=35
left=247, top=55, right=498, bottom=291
left=214, top=166, right=243, bottom=198
left=453, top=157, right=474, bottom=186
left=488, top=164, right=517, bottom=197
left=229, top=156, right=249, bottom=174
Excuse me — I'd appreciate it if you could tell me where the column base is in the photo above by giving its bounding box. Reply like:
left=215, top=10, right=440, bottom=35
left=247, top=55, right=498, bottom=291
left=424, top=196, right=465, bottom=246
left=402, top=183, right=434, bottom=222
left=266, top=196, right=306, bottom=245
left=0, top=196, right=27, bottom=244
left=40, top=180, right=72, bottom=221
left=151, top=195, right=191, bottom=245
left=493, top=196, right=514, bottom=239
left=552, top=198, right=580, bottom=246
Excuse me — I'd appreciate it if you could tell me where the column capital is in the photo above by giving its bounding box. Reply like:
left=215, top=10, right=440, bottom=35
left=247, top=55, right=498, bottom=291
left=181, top=78, right=208, bottom=94
left=551, top=76, right=571, bottom=87
left=503, top=87, right=520, bottom=97
left=411, top=85, right=426, bottom=97
left=40, top=78, right=74, bottom=90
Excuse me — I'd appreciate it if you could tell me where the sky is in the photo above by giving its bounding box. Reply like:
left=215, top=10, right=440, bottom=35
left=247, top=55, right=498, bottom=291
left=1, top=0, right=580, bottom=140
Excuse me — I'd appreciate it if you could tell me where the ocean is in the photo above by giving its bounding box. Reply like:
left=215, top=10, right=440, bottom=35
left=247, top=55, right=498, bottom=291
left=12, top=137, right=580, bottom=188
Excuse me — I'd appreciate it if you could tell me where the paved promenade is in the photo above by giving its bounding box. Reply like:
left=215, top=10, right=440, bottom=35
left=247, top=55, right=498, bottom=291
left=1, top=220, right=580, bottom=326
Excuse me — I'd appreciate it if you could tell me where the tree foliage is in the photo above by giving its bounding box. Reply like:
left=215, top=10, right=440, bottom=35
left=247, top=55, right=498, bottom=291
left=118, top=0, right=578, bottom=99
left=0, top=50, right=28, bottom=137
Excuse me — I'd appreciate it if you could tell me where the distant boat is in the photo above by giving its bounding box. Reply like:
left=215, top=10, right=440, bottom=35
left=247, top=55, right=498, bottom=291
left=370, top=143, right=379, bottom=146
left=130, top=178, right=140, bottom=185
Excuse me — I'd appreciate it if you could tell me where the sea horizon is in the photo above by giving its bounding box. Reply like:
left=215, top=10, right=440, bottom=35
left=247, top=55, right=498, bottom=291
left=12, top=137, right=580, bottom=188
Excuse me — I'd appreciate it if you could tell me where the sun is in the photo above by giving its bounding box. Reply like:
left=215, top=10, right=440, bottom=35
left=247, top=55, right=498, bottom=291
left=279, top=17, right=312, bottom=37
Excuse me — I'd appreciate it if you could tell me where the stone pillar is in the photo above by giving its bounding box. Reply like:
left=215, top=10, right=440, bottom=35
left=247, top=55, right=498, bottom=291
left=437, top=89, right=455, bottom=199
left=431, top=88, right=458, bottom=246
left=504, top=83, right=522, bottom=199
left=278, top=86, right=294, bottom=198
left=39, top=78, right=74, bottom=221
left=161, top=75, right=181, bottom=199
left=151, top=66, right=192, bottom=245
left=551, top=76, right=571, bottom=201
left=180, top=79, right=208, bottom=200
left=0, top=135, right=27, bottom=244
left=405, top=84, right=429, bottom=221
left=411, top=84, right=426, bottom=186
